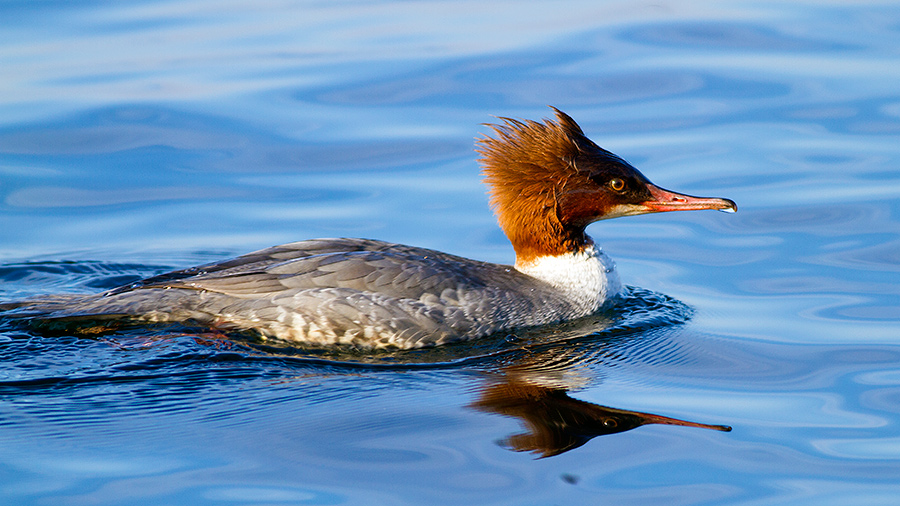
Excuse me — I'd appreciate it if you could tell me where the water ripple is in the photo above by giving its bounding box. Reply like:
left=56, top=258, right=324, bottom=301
left=623, top=22, right=858, bottom=51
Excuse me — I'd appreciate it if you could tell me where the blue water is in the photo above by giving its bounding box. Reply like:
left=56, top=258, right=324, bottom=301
left=2, top=1, right=900, bottom=504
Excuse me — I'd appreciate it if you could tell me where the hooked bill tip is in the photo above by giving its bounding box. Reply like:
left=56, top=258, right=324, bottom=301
left=719, top=198, right=738, bottom=213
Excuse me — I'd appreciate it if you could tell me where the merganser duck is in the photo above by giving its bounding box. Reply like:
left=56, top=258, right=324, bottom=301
left=7, top=108, right=736, bottom=348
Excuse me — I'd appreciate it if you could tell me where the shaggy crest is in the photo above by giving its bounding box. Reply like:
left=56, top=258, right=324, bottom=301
left=476, top=107, right=611, bottom=262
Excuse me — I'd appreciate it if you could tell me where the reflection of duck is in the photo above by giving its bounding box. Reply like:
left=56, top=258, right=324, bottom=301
left=4, top=108, right=734, bottom=349
left=472, top=378, right=731, bottom=458
left=468, top=331, right=732, bottom=458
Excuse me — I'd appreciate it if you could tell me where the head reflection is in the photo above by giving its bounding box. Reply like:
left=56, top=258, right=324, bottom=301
left=471, top=376, right=731, bottom=458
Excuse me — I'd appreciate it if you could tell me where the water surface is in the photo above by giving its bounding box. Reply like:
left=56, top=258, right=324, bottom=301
left=2, top=1, right=900, bottom=505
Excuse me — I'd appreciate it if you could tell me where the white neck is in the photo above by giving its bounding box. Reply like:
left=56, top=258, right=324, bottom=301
left=514, top=243, right=622, bottom=314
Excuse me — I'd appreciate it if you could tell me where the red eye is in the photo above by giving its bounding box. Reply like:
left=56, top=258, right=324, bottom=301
left=608, top=178, right=626, bottom=192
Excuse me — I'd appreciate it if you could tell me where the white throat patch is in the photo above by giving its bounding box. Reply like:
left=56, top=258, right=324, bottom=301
left=515, top=244, right=621, bottom=313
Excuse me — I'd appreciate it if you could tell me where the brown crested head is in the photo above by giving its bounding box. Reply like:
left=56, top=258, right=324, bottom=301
left=476, top=107, right=736, bottom=264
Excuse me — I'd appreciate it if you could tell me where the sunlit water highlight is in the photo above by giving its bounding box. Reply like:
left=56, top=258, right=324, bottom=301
left=2, top=1, right=900, bottom=505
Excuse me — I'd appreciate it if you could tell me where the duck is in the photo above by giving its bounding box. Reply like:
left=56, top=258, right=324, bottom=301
left=6, top=108, right=736, bottom=348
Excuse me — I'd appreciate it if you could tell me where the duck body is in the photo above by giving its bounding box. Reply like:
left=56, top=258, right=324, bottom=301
left=5, top=108, right=734, bottom=348
left=22, top=238, right=619, bottom=348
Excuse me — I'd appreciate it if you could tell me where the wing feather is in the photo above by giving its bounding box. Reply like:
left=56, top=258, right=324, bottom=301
left=127, top=239, right=522, bottom=303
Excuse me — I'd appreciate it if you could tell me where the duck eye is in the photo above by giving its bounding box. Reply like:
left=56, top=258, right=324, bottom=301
left=608, top=178, right=626, bottom=192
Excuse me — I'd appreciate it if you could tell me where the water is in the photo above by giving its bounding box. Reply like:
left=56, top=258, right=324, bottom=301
left=2, top=1, right=900, bottom=504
